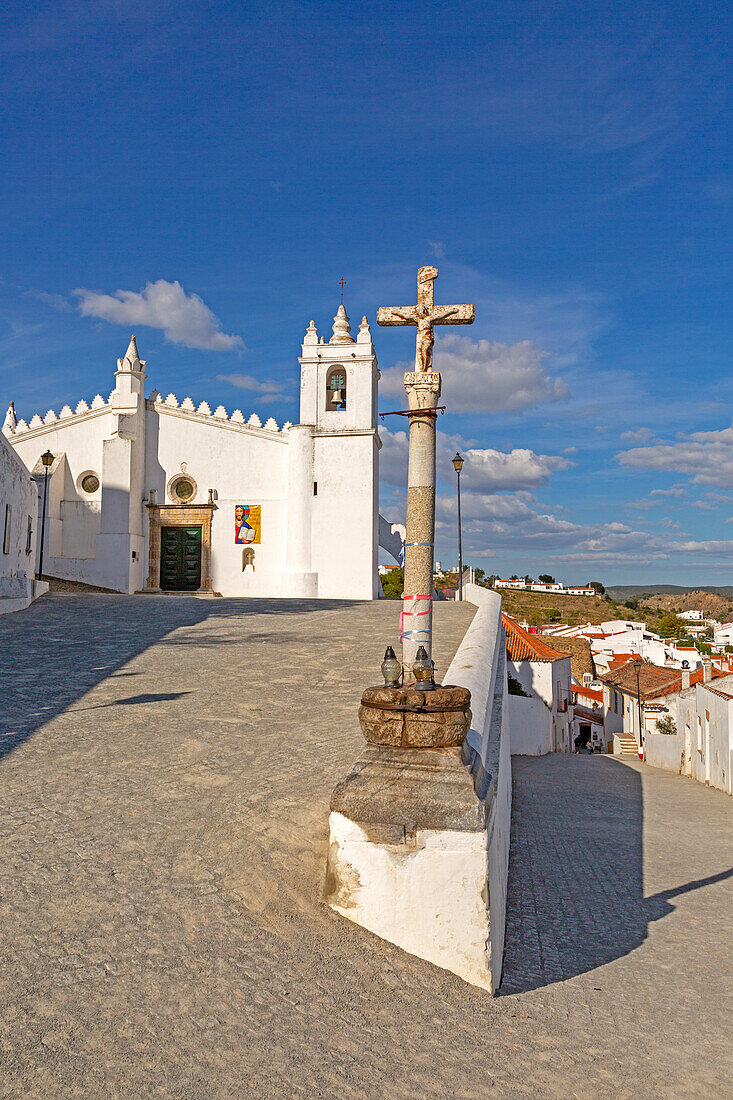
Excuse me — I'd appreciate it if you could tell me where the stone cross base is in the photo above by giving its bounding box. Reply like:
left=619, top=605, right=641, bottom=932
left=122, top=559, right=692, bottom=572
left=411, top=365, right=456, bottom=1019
left=325, top=687, right=495, bottom=992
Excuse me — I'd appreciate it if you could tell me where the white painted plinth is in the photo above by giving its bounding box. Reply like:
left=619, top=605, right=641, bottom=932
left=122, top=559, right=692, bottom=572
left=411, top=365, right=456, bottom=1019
left=327, top=810, right=491, bottom=991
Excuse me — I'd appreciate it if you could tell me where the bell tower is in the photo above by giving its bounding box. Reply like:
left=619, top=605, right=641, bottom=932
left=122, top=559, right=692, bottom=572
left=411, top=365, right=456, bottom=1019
left=283, top=305, right=380, bottom=599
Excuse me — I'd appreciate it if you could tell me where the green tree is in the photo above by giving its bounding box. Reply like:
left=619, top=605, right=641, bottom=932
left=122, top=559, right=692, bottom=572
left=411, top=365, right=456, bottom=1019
left=588, top=581, right=605, bottom=595
left=538, top=574, right=555, bottom=584
left=381, top=567, right=403, bottom=599
left=508, top=673, right=529, bottom=697
left=658, top=612, right=684, bottom=638
left=656, top=714, right=677, bottom=736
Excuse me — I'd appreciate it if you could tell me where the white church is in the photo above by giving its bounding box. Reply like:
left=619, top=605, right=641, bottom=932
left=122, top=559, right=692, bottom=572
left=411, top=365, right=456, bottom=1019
left=2, top=306, right=404, bottom=600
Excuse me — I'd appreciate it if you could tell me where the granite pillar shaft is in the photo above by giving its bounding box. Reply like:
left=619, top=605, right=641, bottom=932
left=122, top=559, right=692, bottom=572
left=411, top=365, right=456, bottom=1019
left=401, top=372, right=441, bottom=675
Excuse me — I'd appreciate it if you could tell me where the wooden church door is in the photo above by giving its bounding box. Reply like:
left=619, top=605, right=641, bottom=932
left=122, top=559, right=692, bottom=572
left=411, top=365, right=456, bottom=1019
left=160, top=526, right=202, bottom=591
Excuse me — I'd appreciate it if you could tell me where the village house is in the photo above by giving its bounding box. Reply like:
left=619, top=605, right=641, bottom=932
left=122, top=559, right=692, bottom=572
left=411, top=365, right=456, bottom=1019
left=668, top=677, right=733, bottom=794
left=0, top=424, right=47, bottom=615
left=494, top=578, right=595, bottom=595
left=503, top=614, right=573, bottom=754
left=713, top=621, right=733, bottom=648
left=600, top=661, right=717, bottom=757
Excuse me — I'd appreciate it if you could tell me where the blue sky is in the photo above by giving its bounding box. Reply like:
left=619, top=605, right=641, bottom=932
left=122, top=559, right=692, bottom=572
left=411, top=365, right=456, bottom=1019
left=1, top=0, right=731, bottom=584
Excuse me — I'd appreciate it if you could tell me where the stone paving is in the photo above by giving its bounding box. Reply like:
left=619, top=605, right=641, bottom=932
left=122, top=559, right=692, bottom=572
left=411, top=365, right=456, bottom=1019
left=0, top=595, right=731, bottom=1099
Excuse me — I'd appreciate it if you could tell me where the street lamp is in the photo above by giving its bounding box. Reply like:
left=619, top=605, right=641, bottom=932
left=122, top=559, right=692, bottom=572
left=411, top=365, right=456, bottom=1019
left=632, top=656, right=644, bottom=748
left=37, top=450, right=54, bottom=581
left=452, top=452, right=464, bottom=602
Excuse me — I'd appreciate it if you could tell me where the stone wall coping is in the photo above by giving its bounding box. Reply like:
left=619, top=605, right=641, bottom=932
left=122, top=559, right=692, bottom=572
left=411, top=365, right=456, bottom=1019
left=329, top=745, right=489, bottom=833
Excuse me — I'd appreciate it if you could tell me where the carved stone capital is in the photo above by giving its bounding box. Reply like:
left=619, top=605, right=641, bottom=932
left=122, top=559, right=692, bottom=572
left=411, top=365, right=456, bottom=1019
left=403, top=371, right=441, bottom=409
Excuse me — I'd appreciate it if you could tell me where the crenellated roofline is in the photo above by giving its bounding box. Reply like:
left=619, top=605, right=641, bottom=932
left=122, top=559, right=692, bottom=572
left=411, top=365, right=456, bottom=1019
left=4, top=390, right=292, bottom=442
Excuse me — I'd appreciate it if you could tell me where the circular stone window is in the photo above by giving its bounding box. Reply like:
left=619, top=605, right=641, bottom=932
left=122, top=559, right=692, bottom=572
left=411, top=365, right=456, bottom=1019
left=79, top=472, right=100, bottom=494
left=168, top=473, right=198, bottom=503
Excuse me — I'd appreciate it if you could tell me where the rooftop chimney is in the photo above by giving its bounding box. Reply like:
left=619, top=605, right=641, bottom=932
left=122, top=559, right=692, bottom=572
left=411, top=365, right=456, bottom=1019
left=681, top=670, right=691, bottom=690
left=703, top=659, right=712, bottom=683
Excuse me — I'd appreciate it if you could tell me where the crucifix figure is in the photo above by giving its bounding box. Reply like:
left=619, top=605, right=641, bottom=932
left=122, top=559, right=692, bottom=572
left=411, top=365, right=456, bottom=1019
left=377, top=265, right=474, bottom=373
left=378, top=266, right=475, bottom=677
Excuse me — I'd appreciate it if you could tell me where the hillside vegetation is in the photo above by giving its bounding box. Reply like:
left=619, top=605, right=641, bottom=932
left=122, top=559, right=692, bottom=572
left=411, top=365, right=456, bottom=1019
left=495, top=587, right=732, bottom=632
left=497, top=589, right=611, bottom=627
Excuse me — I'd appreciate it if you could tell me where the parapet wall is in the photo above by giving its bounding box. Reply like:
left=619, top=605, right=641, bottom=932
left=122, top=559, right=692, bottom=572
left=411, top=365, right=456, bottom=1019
left=444, top=583, right=511, bottom=991
left=326, top=582, right=511, bottom=994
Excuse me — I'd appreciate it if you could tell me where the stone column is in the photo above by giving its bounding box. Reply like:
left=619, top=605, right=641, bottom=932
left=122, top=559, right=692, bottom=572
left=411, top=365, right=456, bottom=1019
left=401, top=370, right=441, bottom=676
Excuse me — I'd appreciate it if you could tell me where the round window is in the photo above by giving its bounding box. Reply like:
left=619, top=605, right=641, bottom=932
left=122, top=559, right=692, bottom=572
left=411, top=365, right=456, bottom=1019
left=81, top=474, right=100, bottom=494
left=174, top=479, right=194, bottom=501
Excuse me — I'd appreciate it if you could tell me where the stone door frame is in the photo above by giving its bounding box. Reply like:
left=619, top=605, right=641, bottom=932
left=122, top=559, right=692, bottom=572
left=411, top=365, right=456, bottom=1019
left=145, top=504, right=215, bottom=593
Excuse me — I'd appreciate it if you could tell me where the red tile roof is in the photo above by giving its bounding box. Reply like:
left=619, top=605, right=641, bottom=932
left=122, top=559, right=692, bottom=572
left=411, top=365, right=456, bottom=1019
left=600, top=662, right=704, bottom=700
left=503, top=614, right=568, bottom=663
left=574, top=684, right=603, bottom=703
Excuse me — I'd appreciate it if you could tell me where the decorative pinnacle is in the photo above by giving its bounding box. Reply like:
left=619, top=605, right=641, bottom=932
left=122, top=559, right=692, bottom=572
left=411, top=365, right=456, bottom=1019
left=329, top=304, right=355, bottom=345
left=117, top=334, right=146, bottom=374
left=3, top=401, right=17, bottom=434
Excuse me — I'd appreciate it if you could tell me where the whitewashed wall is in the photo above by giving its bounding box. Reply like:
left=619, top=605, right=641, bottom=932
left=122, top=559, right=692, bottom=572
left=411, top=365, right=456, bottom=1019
left=509, top=655, right=572, bottom=752
left=644, top=730, right=684, bottom=774
left=149, top=406, right=290, bottom=596
left=507, top=694, right=553, bottom=755
left=0, top=429, right=42, bottom=613
left=445, top=582, right=512, bottom=992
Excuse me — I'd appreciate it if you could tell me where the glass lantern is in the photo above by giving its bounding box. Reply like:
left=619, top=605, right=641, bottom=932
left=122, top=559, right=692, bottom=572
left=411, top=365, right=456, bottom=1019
left=381, top=646, right=401, bottom=687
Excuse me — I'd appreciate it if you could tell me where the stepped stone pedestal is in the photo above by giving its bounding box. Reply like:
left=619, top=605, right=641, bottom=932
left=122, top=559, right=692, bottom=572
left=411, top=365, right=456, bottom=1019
left=325, top=683, right=496, bottom=991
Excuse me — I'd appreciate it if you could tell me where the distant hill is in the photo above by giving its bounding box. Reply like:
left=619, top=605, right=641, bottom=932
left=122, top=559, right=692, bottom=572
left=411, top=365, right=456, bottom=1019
left=607, top=585, right=733, bottom=599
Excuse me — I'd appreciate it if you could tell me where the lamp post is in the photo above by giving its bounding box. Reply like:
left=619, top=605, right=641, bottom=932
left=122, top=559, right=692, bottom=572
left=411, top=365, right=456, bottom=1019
left=632, top=656, right=644, bottom=748
left=37, top=450, right=54, bottom=581
left=452, top=452, right=464, bottom=602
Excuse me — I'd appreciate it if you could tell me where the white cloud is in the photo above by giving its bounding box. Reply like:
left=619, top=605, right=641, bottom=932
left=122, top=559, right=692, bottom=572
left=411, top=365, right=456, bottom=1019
left=618, top=421, right=733, bottom=489
left=459, top=447, right=571, bottom=492
left=379, top=335, right=568, bottom=414
left=436, top=489, right=666, bottom=562
left=215, top=372, right=294, bottom=405
left=378, top=427, right=570, bottom=492
left=428, top=240, right=446, bottom=259
left=650, top=486, right=685, bottom=497
left=621, top=427, right=654, bottom=442
left=74, top=280, right=243, bottom=351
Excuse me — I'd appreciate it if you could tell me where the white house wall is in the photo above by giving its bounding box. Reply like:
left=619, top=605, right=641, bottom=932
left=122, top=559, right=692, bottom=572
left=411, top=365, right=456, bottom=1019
left=0, top=429, right=39, bottom=612
left=507, top=694, right=553, bottom=754
left=508, top=656, right=572, bottom=753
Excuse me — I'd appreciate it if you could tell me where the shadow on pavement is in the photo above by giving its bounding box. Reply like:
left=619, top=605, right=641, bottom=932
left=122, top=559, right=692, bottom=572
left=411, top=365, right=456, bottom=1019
left=0, top=593, right=360, bottom=760
left=500, top=755, right=733, bottom=994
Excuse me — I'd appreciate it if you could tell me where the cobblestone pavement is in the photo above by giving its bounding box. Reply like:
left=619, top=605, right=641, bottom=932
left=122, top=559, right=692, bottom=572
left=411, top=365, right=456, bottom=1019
left=1, top=595, right=731, bottom=1099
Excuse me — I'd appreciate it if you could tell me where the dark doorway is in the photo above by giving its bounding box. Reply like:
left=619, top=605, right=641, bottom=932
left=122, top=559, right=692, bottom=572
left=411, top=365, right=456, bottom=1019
left=160, top=526, right=202, bottom=591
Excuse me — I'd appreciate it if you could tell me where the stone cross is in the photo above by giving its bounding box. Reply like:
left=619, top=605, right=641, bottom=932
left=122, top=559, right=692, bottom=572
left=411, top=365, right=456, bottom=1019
left=378, top=266, right=474, bottom=676
left=377, top=265, right=474, bottom=374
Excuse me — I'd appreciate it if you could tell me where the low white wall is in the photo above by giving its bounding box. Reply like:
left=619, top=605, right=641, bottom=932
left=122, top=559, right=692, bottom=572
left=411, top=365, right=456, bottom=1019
left=644, top=731, right=684, bottom=775
left=326, top=581, right=511, bottom=994
left=445, top=582, right=511, bottom=992
left=507, top=694, right=552, bottom=755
